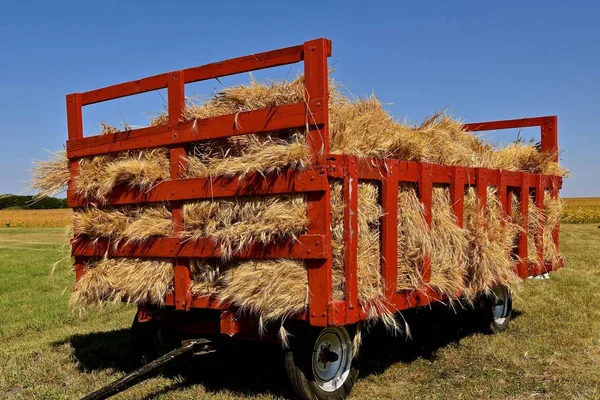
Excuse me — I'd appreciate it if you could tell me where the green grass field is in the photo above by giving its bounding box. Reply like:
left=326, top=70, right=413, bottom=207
left=0, top=225, right=599, bottom=399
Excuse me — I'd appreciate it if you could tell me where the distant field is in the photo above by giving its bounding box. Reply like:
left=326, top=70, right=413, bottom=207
left=0, top=197, right=598, bottom=228
left=0, top=209, right=71, bottom=228
left=562, top=197, right=600, bottom=223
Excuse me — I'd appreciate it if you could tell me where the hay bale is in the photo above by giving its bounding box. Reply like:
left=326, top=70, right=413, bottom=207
left=70, top=258, right=173, bottom=308
left=543, top=192, right=564, bottom=264
left=30, top=150, right=70, bottom=199
left=73, top=205, right=172, bottom=242
left=396, top=184, right=429, bottom=291
left=430, top=187, right=469, bottom=299
left=464, top=187, right=520, bottom=300
left=183, top=194, right=307, bottom=260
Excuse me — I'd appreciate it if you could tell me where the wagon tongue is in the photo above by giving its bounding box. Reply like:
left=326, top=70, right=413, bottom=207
left=80, top=338, right=215, bottom=400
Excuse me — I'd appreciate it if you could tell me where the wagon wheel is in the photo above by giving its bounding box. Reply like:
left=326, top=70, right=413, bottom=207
left=482, top=285, right=513, bottom=334
left=285, top=326, right=359, bottom=400
left=131, top=313, right=180, bottom=365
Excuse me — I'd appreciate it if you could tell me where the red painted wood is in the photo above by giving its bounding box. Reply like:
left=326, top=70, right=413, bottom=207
left=343, top=156, right=359, bottom=323
left=304, top=38, right=331, bottom=165
left=535, top=175, right=545, bottom=274
left=417, top=163, right=432, bottom=283
left=541, top=116, right=559, bottom=162
left=67, top=167, right=327, bottom=207
left=381, top=162, right=399, bottom=299
left=67, top=102, right=317, bottom=158
left=304, top=38, right=332, bottom=327
left=551, top=176, right=561, bottom=268
left=81, top=74, right=170, bottom=106
left=476, top=168, right=488, bottom=228
left=450, top=166, right=465, bottom=228
left=74, top=257, right=87, bottom=282
left=498, top=171, right=508, bottom=222
left=78, top=43, right=307, bottom=106
left=184, top=44, right=306, bottom=84
left=66, top=94, right=87, bottom=280
left=517, top=173, right=530, bottom=278
left=168, top=70, right=191, bottom=311
left=463, top=116, right=553, bottom=132
left=71, top=235, right=328, bottom=259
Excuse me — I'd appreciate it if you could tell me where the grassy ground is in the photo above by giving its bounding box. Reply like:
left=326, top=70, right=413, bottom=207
left=0, top=225, right=599, bottom=399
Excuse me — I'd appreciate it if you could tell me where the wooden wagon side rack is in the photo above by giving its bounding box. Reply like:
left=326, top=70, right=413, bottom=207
left=66, top=38, right=562, bottom=331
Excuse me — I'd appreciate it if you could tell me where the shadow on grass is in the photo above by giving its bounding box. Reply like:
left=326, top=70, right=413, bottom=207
left=359, top=306, right=523, bottom=377
left=53, top=306, right=522, bottom=399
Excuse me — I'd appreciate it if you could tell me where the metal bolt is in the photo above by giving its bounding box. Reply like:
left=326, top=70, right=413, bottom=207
left=311, top=313, right=316, bottom=317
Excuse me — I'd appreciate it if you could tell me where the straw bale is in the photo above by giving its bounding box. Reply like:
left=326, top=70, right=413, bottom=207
left=182, top=194, right=307, bottom=260
left=70, top=258, right=173, bottom=308
left=464, top=187, right=521, bottom=300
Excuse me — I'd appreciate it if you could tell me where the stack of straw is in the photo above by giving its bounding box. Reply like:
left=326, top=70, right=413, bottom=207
left=32, top=76, right=566, bottom=330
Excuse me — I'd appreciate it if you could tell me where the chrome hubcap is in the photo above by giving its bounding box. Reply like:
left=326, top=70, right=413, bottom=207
left=311, top=327, right=352, bottom=392
left=492, top=286, right=510, bottom=324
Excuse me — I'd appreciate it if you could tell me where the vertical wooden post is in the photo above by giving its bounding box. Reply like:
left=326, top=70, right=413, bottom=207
left=66, top=93, right=87, bottom=281
left=551, top=176, right=561, bottom=270
left=476, top=168, right=488, bottom=228
left=417, top=163, right=432, bottom=283
left=450, top=166, right=465, bottom=228
left=381, top=161, right=399, bottom=300
left=541, top=116, right=558, bottom=162
left=498, top=171, right=508, bottom=222
left=517, top=173, right=530, bottom=278
left=304, top=38, right=332, bottom=326
left=343, top=156, right=358, bottom=323
left=168, top=71, right=191, bottom=311
left=535, top=175, right=545, bottom=274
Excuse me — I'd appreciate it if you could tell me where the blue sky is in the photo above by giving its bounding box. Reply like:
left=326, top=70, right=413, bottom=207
left=0, top=0, right=598, bottom=197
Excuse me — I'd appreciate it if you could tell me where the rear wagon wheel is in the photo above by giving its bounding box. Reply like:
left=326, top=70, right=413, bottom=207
left=285, top=326, right=359, bottom=400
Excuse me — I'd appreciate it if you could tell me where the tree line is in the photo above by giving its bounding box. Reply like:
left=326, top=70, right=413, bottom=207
left=0, top=195, right=68, bottom=209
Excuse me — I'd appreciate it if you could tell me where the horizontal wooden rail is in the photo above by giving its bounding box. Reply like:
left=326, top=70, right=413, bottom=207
left=78, top=43, right=316, bottom=106
left=463, top=116, right=553, bottom=131
left=67, top=167, right=327, bottom=207
left=327, top=156, right=560, bottom=187
left=71, top=235, right=328, bottom=259
left=67, top=103, right=322, bottom=158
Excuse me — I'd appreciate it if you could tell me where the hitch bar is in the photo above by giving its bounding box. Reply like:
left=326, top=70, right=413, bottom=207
left=81, top=338, right=215, bottom=400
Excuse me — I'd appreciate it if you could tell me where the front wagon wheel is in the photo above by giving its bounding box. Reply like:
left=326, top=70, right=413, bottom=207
left=483, top=285, right=513, bottom=334
left=285, top=326, right=359, bottom=400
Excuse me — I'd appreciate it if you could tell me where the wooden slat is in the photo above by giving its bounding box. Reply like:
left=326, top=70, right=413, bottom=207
left=343, top=156, right=359, bottom=323
left=78, top=43, right=308, bottom=106
left=183, top=44, right=306, bottom=84
left=168, top=70, right=191, bottom=311
left=450, top=166, right=465, bottom=228
left=535, top=175, right=545, bottom=274
left=71, top=235, right=328, bottom=259
left=67, top=102, right=318, bottom=158
left=417, top=163, right=432, bottom=283
left=463, top=116, right=552, bottom=132
left=517, top=173, right=530, bottom=278
left=476, top=168, right=488, bottom=228
left=67, top=167, right=327, bottom=207
left=80, top=74, right=169, bottom=106
left=381, top=162, right=399, bottom=299
left=304, top=38, right=332, bottom=327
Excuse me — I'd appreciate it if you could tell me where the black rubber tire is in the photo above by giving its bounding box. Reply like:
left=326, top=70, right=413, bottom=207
left=284, top=326, right=359, bottom=400
left=483, top=286, right=513, bottom=334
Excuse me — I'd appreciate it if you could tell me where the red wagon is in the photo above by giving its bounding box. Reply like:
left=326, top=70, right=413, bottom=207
left=67, top=38, right=562, bottom=400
